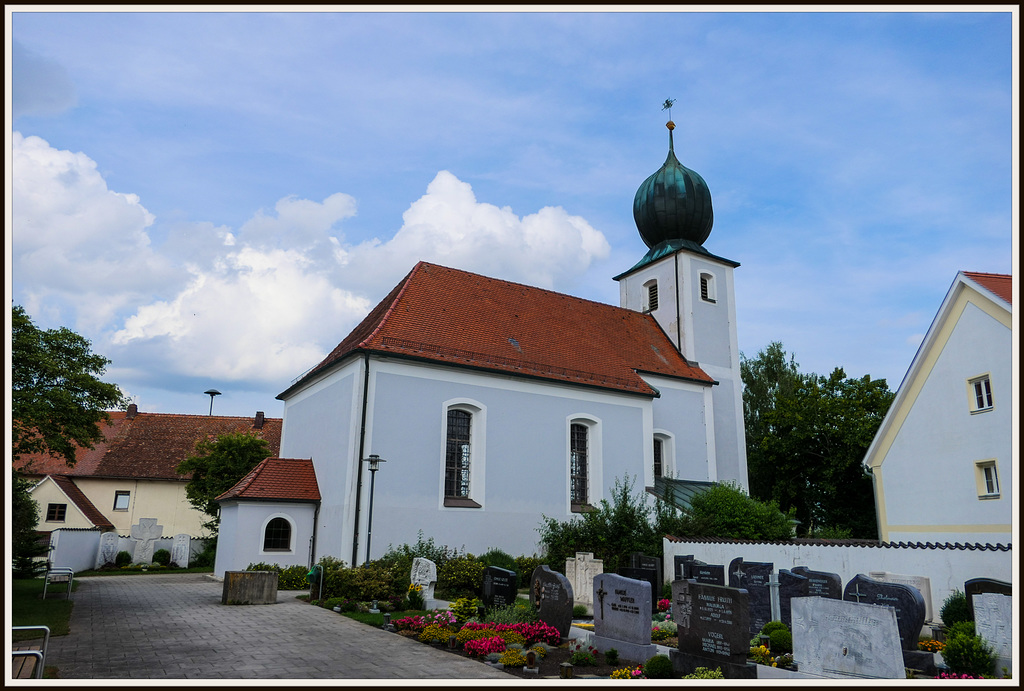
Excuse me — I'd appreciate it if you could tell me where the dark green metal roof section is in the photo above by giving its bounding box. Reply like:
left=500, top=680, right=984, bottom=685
left=613, top=238, right=739, bottom=281
left=633, top=120, right=714, bottom=249
left=647, top=476, right=718, bottom=511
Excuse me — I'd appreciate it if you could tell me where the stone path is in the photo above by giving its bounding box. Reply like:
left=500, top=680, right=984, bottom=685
left=45, top=573, right=510, bottom=680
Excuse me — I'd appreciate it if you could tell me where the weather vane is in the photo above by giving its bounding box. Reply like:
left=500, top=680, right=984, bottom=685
left=662, top=98, right=676, bottom=119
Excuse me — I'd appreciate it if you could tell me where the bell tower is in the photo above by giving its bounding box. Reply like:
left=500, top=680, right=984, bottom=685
left=614, top=115, right=748, bottom=489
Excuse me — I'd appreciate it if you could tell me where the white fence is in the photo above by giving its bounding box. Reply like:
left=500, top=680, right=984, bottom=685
left=662, top=536, right=1012, bottom=624
left=46, top=528, right=209, bottom=572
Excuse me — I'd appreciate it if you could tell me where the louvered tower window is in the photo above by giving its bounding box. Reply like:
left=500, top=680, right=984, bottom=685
left=647, top=282, right=659, bottom=311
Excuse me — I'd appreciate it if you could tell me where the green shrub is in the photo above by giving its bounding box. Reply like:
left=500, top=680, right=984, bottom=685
left=682, top=667, right=724, bottom=679
left=940, top=589, right=972, bottom=627
left=246, top=562, right=280, bottom=571
left=485, top=600, right=538, bottom=624
left=643, top=654, right=675, bottom=679
left=946, top=620, right=975, bottom=640
left=514, top=555, right=544, bottom=588
left=572, top=604, right=588, bottom=618
left=479, top=548, right=517, bottom=572
left=768, top=628, right=792, bottom=655
left=684, top=482, right=794, bottom=541
left=152, top=549, right=171, bottom=566
left=115, top=550, right=132, bottom=567
left=760, top=620, right=788, bottom=636
left=438, top=555, right=484, bottom=596
left=451, top=597, right=480, bottom=623
left=604, top=648, right=619, bottom=666
left=192, top=539, right=216, bottom=567
left=943, top=628, right=995, bottom=677
left=279, top=565, right=309, bottom=589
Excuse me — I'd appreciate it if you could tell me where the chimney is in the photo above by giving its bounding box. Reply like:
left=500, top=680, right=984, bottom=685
left=254, top=411, right=265, bottom=429
left=127, top=403, right=138, bottom=419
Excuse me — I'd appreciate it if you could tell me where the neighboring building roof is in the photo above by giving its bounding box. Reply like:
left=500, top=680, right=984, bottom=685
left=46, top=475, right=115, bottom=530
left=281, top=261, right=714, bottom=399
left=13, top=407, right=282, bottom=481
left=215, top=457, right=320, bottom=503
left=962, top=271, right=1012, bottom=305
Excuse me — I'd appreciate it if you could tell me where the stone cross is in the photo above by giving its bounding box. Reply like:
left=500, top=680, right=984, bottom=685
left=129, top=518, right=164, bottom=564
left=849, top=583, right=867, bottom=603
left=732, top=564, right=746, bottom=584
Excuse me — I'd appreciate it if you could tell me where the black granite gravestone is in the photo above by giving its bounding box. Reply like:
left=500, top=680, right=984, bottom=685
left=728, top=558, right=774, bottom=636
left=482, top=566, right=518, bottom=608
left=691, top=562, right=725, bottom=586
left=792, top=565, right=843, bottom=599
left=844, top=573, right=926, bottom=651
left=964, top=577, right=1012, bottom=622
left=673, top=554, right=695, bottom=581
left=618, top=566, right=659, bottom=614
left=630, top=552, right=663, bottom=599
left=777, top=569, right=809, bottom=629
left=670, top=579, right=756, bottom=679
left=531, top=565, right=574, bottom=638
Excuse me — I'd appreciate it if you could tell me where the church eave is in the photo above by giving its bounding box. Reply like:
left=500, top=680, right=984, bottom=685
left=614, top=239, right=740, bottom=282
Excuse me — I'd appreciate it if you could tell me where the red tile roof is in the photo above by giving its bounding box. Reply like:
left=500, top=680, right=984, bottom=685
left=48, top=475, right=115, bottom=529
left=283, top=261, right=713, bottom=397
left=215, top=457, right=320, bottom=502
left=963, top=271, right=1012, bottom=305
left=13, top=410, right=282, bottom=481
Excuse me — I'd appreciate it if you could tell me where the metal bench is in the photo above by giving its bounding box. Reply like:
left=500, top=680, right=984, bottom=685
left=12, top=626, right=50, bottom=679
left=42, top=567, right=74, bottom=599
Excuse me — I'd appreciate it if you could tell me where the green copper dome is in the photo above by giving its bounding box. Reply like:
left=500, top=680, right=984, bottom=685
left=633, top=121, right=713, bottom=248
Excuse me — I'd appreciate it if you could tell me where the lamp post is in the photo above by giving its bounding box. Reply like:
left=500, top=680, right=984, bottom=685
left=363, top=454, right=386, bottom=565
left=204, top=389, right=222, bottom=415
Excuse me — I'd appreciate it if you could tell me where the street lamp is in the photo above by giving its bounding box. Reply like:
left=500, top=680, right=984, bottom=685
left=204, top=389, right=222, bottom=415
left=363, top=454, right=386, bottom=564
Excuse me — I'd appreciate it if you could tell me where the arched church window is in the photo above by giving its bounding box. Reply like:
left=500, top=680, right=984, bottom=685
left=445, top=409, right=472, bottom=498
left=263, top=517, right=292, bottom=551
left=570, top=423, right=589, bottom=509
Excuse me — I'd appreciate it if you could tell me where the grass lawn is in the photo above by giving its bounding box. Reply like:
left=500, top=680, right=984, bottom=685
left=11, top=578, right=78, bottom=640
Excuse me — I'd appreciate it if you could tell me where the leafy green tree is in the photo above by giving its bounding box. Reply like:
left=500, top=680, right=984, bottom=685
left=11, top=473, right=49, bottom=577
left=683, top=482, right=794, bottom=541
left=12, top=305, right=128, bottom=467
left=176, top=432, right=272, bottom=534
left=740, top=342, right=802, bottom=495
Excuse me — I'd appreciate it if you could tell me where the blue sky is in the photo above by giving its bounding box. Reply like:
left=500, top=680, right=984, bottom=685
left=7, top=9, right=1016, bottom=418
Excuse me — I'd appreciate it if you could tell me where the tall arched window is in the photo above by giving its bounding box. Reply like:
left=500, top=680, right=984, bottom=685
left=263, top=517, right=292, bottom=551
left=570, top=423, right=589, bottom=508
left=445, top=409, right=472, bottom=499
left=653, top=437, right=664, bottom=479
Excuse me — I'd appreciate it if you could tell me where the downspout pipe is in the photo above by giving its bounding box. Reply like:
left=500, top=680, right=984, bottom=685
left=351, top=352, right=371, bottom=567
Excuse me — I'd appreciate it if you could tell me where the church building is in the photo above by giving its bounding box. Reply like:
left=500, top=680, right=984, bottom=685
left=214, top=121, right=749, bottom=574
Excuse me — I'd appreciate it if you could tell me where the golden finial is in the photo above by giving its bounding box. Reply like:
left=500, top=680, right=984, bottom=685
left=662, top=98, right=676, bottom=130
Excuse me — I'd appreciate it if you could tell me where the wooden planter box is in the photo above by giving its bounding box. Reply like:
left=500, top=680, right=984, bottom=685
left=222, top=570, right=279, bottom=605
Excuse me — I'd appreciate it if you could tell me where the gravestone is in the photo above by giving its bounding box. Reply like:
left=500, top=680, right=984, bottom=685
left=618, top=566, right=659, bottom=614
left=97, top=532, right=119, bottom=568
left=591, top=573, right=657, bottom=663
left=673, top=555, right=694, bottom=581
left=129, top=518, right=163, bottom=564
left=565, top=552, right=603, bottom=615
left=630, top=552, right=663, bottom=600
left=670, top=579, right=756, bottom=679
left=410, top=557, right=438, bottom=601
left=691, top=562, right=725, bottom=586
left=728, top=558, right=774, bottom=636
left=843, top=574, right=926, bottom=652
left=531, top=566, right=574, bottom=638
left=792, top=566, right=843, bottom=599
left=973, top=593, right=1011, bottom=676
left=481, top=566, right=518, bottom=608
left=792, top=596, right=905, bottom=679
left=964, top=577, right=1012, bottom=622
left=777, top=569, right=809, bottom=629
left=869, top=570, right=935, bottom=621
left=171, top=534, right=191, bottom=568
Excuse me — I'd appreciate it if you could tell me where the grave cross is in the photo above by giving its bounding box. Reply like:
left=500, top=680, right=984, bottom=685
left=129, top=518, right=164, bottom=563
left=732, top=565, right=746, bottom=584
left=849, top=584, right=867, bottom=603
left=596, top=585, right=607, bottom=618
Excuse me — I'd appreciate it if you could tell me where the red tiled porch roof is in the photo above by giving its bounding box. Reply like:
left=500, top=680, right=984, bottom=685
left=215, top=457, right=320, bottom=503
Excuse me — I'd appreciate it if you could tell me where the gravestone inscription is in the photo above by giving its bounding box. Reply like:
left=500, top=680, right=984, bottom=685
left=728, top=558, right=774, bottom=636
left=670, top=579, right=756, bottom=679
left=97, top=532, right=120, bottom=568
left=531, top=566, right=574, bottom=638
left=591, top=573, right=657, bottom=663
left=792, top=566, right=843, bottom=599
left=792, top=596, right=905, bottom=679
left=973, top=593, right=1011, bottom=670
left=171, top=534, right=191, bottom=568
left=691, top=562, right=725, bottom=586
left=481, top=566, right=518, bottom=608
left=869, top=571, right=935, bottom=621
left=843, top=574, right=926, bottom=651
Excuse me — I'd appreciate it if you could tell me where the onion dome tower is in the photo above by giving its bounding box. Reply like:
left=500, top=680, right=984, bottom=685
left=633, top=120, right=714, bottom=248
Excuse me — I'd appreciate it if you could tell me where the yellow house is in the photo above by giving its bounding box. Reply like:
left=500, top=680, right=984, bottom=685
left=15, top=405, right=282, bottom=539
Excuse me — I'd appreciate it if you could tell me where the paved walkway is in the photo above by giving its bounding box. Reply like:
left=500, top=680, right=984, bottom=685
left=46, top=573, right=511, bottom=680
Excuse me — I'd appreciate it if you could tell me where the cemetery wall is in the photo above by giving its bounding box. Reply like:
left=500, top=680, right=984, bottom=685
left=664, top=537, right=1012, bottom=623
left=47, top=528, right=210, bottom=572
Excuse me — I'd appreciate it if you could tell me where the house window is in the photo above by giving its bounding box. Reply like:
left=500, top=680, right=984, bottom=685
left=968, top=375, right=994, bottom=413
left=570, top=423, right=589, bottom=509
left=653, top=438, right=663, bottom=479
left=975, top=460, right=1000, bottom=499
left=263, top=517, right=292, bottom=551
left=113, top=491, right=130, bottom=511
left=645, top=280, right=659, bottom=312
left=700, top=272, right=717, bottom=303
left=46, top=503, right=67, bottom=522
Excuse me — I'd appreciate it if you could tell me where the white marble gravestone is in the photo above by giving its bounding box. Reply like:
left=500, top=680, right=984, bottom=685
left=591, top=573, right=657, bottom=663
left=171, top=534, right=191, bottom=567
left=973, top=593, right=1011, bottom=674
left=565, top=552, right=603, bottom=614
left=129, top=518, right=164, bottom=564
left=411, top=557, right=438, bottom=601
left=793, top=596, right=905, bottom=679
left=97, top=531, right=120, bottom=568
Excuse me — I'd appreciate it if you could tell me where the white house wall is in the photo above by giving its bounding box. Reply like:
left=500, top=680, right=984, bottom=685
left=214, top=501, right=317, bottom=576
left=872, top=290, right=1012, bottom=544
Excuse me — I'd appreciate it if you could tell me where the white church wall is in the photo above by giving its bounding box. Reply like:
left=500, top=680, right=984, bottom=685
left=876, top=297, right=1012, bottom=544
left=644, top=374, right=714, bottom=483
left=686, top=255, right=734, bottom=370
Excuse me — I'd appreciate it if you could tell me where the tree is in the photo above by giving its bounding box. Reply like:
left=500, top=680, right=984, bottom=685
left=12, top=305, right=128, bottom=467
left=682, top=482, right=794, bottom=541
left=12, top=473, right=49, bottom=577
left=742, top=342, right=896, bottom=539
left=177, top=432, right=272, bottom=535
